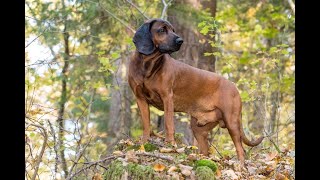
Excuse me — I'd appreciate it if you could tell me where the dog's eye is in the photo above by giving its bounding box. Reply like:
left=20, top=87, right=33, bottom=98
left=158, top=28, right=165, bottom=33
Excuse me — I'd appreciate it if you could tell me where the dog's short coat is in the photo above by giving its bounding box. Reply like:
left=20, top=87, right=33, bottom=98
left=128, top=18, right=263, bottom=164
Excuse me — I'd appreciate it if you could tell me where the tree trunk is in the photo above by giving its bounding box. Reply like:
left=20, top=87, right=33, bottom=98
left=57, top=0, right=70, bottom=177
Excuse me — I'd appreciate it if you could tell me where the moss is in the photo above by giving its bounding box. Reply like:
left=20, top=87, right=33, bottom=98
left=144, top=143, right=158, bottom=152
left=195, top=159, right=217, bottom=173
left=126, top=144, right=140, bottom=151
left=127, top=163, right=155, bottom=180
left=176, top=153, right=187, bottom=161
left=195, top=166, right=215, bottom=180
left=104, top=161, right=155, bottom=180
left=104, top=160, right=125, bottom=180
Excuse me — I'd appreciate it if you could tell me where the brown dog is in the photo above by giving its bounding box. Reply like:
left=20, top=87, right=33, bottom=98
left=128, top=18, right=263, bottom=163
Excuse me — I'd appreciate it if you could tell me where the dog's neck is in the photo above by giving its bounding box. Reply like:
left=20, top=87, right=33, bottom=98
left=139, top=50, right=165, bottom=78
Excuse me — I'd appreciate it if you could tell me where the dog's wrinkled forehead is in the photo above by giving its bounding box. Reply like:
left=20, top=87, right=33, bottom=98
left=148, top=18, right=175, bottom=31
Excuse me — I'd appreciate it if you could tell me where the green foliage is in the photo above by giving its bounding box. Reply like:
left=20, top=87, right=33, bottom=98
left=195, top=166, right=216, bottom=180
left=144, top=143, right=158, bottom=152
left=195, top=159, right=218, bottom=173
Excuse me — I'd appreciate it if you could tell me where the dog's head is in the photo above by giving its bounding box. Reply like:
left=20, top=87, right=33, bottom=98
left=133, top=18, right=183, bottom=55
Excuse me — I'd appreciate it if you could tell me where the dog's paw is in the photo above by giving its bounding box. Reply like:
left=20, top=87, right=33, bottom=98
left=140, top=135, right=150, bottom=143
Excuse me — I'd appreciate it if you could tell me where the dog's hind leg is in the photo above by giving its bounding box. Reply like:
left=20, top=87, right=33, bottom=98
left=224, top=106, right=246, bottom=166
left=191, top=116, right=218, bottom=156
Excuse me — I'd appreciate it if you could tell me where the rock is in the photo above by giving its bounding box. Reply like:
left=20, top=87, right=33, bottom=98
left=247, top=166, right=257, bottom=175
left=176, top=147, right=185, bottom=153
left=181, top=169, right=192, bottom=176
left=222, top=169, right=238, bottom=180
left=160, top=147, right=174, bottom=153
left=178, top=164, right=193, bottom=171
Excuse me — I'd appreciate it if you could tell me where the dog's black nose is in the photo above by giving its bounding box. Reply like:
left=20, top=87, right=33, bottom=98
left=175, top=37, right=184, bottom=45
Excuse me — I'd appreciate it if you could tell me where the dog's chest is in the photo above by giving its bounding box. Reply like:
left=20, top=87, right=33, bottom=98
left=141, top=84, right=164, bottom=110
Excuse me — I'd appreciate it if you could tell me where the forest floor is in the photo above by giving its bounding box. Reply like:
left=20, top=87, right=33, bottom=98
left=95, top=132, right=294, bottom=180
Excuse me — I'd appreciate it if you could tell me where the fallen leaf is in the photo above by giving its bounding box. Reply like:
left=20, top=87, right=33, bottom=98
left=187, top=153, right=197, bottom=161
left=153, top=131, right=165, bottom=138
left=160, top=147, right=174, bottom=153
left=215, top=169, right=221, bottom=178
left=154, top=163, right=166, bottom=172
left=112, top=151, right=123, bottom=156
left=265, top=152, right=278, bottom=161
left=276, top=173, right=288, bottom=180
left=92, top=173, right=102, bottom=180
left=187, top=146, right=198, bottom=150
left=139, top=144, right=145, bottom=152
left=125, top=150, right=138, bottom=163
left=247, top=166, right=257, bottom=175
left=168, top=166, right=178, bottom=173
left=176, top=147, right=185, bottom=153
left=126, top=139, right=135, bottom=146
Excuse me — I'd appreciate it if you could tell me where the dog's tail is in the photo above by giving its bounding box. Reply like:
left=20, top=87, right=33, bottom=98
left=240, top=115, right=264, bottom=147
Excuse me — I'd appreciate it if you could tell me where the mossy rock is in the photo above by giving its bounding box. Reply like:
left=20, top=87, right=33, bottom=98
left=195, top=159, right=217, bottom=173
left=127, top=162, right=155, bottom=180
left=144, top=143, right=158, bottom=152
left=195, top=166, right=215, bottom=180
left=104, top=160, right=155, bottom=180
left=103, top=160, right=125, bottom=180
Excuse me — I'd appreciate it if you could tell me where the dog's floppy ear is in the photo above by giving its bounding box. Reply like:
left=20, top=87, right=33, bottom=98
left=133, top=20, right=156, bottom=55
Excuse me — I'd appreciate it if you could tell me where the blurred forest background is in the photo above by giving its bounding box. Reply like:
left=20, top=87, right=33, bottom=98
left=25, top=0, right=295, bottom=179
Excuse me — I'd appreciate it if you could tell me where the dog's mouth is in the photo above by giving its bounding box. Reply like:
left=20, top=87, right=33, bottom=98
left=159, top=44, right=182, bottom=54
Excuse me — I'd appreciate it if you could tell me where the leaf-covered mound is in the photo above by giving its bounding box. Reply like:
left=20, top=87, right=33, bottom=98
left=94, top=134, right=294, bottom=180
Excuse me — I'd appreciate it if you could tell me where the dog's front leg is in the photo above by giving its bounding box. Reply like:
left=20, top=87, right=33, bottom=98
left=136, top=98, right=150, bottom=142
left=162, top=91, right=175, bottom=143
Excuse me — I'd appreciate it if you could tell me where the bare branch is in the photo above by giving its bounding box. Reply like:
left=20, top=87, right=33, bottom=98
left=26, top=122, right=48, bottom=180
left=66, top=155, right=125, bottom=180
left=67, top=136, right=93, bottom=178
left=47, top=120, right=59, bottom=179
left=287, top=0, right=295, bottom=15
left=126, top=0, right=150, bottom=20
left=136, top=152, right=174, bottom=162
left=98, top=0, right=136, bottom=33
left=161, top=0, right=173, bottom=20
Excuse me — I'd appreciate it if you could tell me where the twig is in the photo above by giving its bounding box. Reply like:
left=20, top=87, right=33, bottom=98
left=209, top=144, right=223, bottom=159
left=126, top=0, right=150, bottom=20
left=66, top=155, right=125, bottom=180
left=267, top=136, right=282, bottom=154
left=160, top=0, right=173, bottom=20
left=67, top=136, right=93, bottom=179
left=98, top=0, right=136, bottom=33
left=26, top=122, right=48, bottom=180
left=47, top=120, right=58, bottom=179
left=136, top=152, right=174, bottom=162
left=287, top=0, right=295, bottom=15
